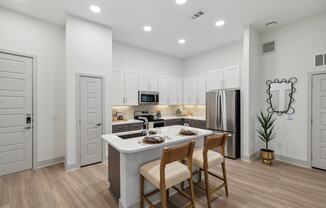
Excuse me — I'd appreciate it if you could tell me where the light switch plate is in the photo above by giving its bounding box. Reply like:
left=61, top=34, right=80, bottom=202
left=287, top=113, right=294, bottom=120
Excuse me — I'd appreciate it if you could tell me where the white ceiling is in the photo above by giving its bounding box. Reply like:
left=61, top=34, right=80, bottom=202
left=1, top=0, right=326, bottom=57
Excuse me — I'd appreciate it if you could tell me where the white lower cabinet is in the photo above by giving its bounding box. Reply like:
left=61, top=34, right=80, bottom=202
left=112, top=70, right=139, bottom=106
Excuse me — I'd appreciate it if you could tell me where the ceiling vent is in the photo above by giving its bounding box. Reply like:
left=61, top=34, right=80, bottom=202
left=314, top=53, right=326, bottom=67
left=263, top=41, right=275, bottom=54
left=189, top=10, right=205, bottom=20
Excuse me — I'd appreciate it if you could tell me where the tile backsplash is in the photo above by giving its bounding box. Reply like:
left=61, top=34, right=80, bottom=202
left=112, top=105, right=206, bottom=119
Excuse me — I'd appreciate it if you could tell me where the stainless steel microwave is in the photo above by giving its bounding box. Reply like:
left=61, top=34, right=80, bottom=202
left=138, top=91, right=159, bottom=105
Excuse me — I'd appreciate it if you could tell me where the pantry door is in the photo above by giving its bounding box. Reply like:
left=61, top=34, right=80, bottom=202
left=0, top=52, right=33, bottom=176
left=312, top=73, right=326, bottom=170
left=80, top=76, right=103, bottom=166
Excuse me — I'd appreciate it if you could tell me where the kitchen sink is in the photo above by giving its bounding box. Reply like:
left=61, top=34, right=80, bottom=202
left=119, top=130, right=157, bottom=139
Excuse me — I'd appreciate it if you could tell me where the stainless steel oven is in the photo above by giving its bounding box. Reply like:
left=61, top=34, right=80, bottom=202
left=138, top=91, right=159, bottom=105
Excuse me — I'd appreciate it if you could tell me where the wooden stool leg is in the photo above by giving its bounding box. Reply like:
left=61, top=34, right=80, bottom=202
left=161, top=188, right=167, bottom=208
left=204, top=169, right=211, bottom=208
left=222, top=162, right=229, bottom=197
left=188, top=178, right=196, bottom=208
left=198, top=168, right=202, bottom=182
left=140, top=175, right=144, bottom=208
left=166, top=188, right=170, bottom=200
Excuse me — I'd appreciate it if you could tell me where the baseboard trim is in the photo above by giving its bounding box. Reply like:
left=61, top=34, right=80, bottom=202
left=241, top=151, right=259, bottom=162
left=37, top=156, right=64, bottom=168
left=274, top=154, right=310, bottom=168
left=64, top=161, right=80, bottom=172
left=242, top=151, right=310, bottom=168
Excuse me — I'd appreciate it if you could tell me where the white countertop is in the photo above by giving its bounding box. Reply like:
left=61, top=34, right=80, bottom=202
left=161, top=116, right=206, bottom=121
left=112, top=119, right=143, bottom=126
left=102, top=125, right=212, bottom=153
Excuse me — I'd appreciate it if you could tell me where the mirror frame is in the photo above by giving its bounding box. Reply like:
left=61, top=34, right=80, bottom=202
left=266, top=77, right=297, bottom=115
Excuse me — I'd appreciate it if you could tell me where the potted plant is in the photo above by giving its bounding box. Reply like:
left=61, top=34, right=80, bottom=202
left=257, top=111, right=276, bottom=165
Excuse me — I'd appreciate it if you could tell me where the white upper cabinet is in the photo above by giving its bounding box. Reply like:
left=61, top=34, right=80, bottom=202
left=158, top=76, right=168, bottom=105
left=112, top=70, right=139, bottom=106
left=206, top=68, right=224, bottom=91
left=124, top=71, right=139, bottom=105
left=183, top=77, right=191, bottom=104
left=190, top=76, right=198, bottom=104
left=176, top=78, right=183, bottom=105
left=112, top=70, right=125, bottom=106
left=197, top=75, right=206, bottom=105
left=207, top=65, right=240, bottom=91
left=168, top=77, right=178, bottom=105
left=223, top=65, right=240, bottom=89
left=139, top=73, right=158, bottom=91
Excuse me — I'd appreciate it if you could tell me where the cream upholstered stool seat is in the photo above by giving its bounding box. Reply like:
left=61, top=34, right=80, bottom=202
left=140, top=160, right=190, bottom=189
left=192, top=149, right=224, bottom=169
left=140, top=141, right=196, bottom=208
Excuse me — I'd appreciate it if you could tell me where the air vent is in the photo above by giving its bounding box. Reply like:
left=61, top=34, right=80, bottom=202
left=189, top=10, right=205, bottom=20
left=314, top=53, right=326, bottom=67
left=263, top=41, right=275, bottom=54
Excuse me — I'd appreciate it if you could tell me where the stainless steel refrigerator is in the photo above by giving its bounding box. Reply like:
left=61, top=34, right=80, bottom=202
left=206, top=89, right=240, bottom=159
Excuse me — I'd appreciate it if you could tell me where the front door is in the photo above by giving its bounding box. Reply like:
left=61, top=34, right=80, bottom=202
left=80, top=76, right=103, bottom=166
left=0, top=52, right=33, bottom=176
left=312, top=73, right=326, bottom=170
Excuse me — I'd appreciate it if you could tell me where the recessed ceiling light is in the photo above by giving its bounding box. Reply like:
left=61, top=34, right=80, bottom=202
left=89, top=5, right=101, bottom=13
left=143, top=26, right=152, bottom=32
left=176, top=0, right=187, bottom=5
left=178, top=39, right=186, bottom=44
left=215, top=20, right=225, bottom=27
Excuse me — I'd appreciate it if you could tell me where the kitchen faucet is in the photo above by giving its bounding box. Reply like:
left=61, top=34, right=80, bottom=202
left=138, top=116, right=149, bottom=136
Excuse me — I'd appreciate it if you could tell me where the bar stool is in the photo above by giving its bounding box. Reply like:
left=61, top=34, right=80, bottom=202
left=192, top=133, right=228, bottom=208
left=140, top=141, right=196, bottom=208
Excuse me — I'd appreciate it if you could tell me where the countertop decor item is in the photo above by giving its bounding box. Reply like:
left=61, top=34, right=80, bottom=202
left=179, top=128, right=198, bottom=136
left=142, top=135, right=165, bottom=144
left=176, top=108, right=182, bottom=117
left=257, top=111, right=276, bottom=165
left=266, top=77, right=297, bottom=115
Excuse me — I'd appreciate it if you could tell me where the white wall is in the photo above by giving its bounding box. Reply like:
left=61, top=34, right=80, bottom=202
left=242, top=26, right=261, bottom=160
left=113, top=42, right=183, bottom=77
left=0, top=7, right=66, bottom=163
left=259, top=11, right=326, bottom=163
left=182, top=40, right=243, bottom=76
left=65, top=16, right=112, bottom=168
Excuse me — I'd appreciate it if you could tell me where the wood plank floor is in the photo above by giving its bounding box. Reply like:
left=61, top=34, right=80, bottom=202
left=0, top=159, right=325, bottom=208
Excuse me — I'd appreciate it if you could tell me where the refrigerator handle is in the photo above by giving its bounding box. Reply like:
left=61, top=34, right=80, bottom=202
left=217, top=91, right=222, bottom=130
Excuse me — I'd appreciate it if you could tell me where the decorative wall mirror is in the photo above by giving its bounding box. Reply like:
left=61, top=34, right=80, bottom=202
left=266, top=77, right=297, bottom=115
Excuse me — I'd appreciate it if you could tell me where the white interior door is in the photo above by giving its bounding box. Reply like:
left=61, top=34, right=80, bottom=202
left=80, top=76, right=103, bottom=166
left=312, top=73, right=326, bottom=170
left=0, top=52, right=33, bottom=176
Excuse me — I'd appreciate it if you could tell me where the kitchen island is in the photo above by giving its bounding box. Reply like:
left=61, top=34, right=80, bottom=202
left=102, top=125, right=213, bottom=208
